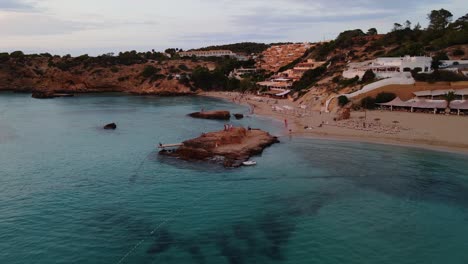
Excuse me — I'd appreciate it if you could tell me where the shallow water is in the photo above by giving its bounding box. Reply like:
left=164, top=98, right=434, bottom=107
left=1, top=93, right=468, bottom=264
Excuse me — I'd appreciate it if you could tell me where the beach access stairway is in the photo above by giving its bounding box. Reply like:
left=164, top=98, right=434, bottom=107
left=325, top=73, right=415, bottom=112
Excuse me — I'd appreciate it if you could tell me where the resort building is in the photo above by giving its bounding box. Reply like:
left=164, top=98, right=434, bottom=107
left=229, top=68, right=258, bottom=80
left=378, top=88, right=468, bottom=115
left=178, top=50, right=234, bottom=57
left=257, top=77, right=293, bottom=98
left=440, top=60, right=468, bottom=77
left=343, top=56, right=433, bottom=79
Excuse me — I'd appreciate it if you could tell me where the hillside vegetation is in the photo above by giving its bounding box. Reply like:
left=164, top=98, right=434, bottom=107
left=0, top=9, right=466, bottom=97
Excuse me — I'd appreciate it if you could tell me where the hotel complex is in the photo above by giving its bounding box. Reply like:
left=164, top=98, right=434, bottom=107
left=343, top=56, right=433, bottom=79
left=178, top=50, right=248, bottom=60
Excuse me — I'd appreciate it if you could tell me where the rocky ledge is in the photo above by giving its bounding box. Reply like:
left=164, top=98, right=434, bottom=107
left=189, top=110, right=231, bottom=120
left=31, top=91, right=74, bottom=99
left=160, top=127, right=279, bottom=167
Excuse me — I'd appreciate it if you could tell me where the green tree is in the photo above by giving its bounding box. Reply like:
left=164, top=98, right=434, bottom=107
left=431, top=52, right=449, bottom=70
left=361, top=70, right=376, bottom=83
left=443, top=91, right=456, bottom=112
left=239, top=78, right=255, bottom=92
left=392, top=23, right=403, bottom=31
left=165, top=48, right=178, bottom=57
left=141, top=65, right=160, bottom=78
left=427, top=9, right=453, bottom=31
left=375, top=92, right=396, bottom=104
left=413, top=22, right=422, bottom=31
left=338, top=96, right=349, bottom=107
left=0, top=52, right=10, bottom=63
left=361, top=96, right=376, bottom=109
left=404, top=20, right=412, bottom=29
left=10, top=50, right=24, bottom=58
left=367, top=28, right=378, bottom=35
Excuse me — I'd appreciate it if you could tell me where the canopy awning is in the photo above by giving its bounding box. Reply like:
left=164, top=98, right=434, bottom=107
left=378, top=98, right=448, bottom=109
left=413, top=89, right=468, bottom=97
left=450, top=100, right=468, bottom=110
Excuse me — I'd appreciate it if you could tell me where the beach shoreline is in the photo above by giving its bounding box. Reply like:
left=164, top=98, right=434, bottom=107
left=200, top=91, right=468, bottom=155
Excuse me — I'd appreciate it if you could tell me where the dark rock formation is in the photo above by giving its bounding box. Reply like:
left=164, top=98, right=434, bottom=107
left=234, top=113, right=244, bottom=120
left=160, top=127, right=279, bottom=167
left=189, top=110, right=231, bottom=120
left=32, top=91, right=55, bottom=99
left=104, top=123, right=117, bottom=130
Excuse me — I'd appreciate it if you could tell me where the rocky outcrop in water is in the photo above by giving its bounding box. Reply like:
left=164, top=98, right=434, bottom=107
left=104, top=123, right=117, bottom=130
left=160, top=127, right=279, bottom=167
left=189, top=110, right=231, bottom=120
left=234, top=113, right=244, bottom=120
left=31, top=91, right=55, bottom=99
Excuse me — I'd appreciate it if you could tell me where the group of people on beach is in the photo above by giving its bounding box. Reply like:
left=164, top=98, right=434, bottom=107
left=224, top=124, right=234, bottom=131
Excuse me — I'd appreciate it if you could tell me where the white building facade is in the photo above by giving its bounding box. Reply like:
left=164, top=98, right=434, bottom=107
left=343, top=56, right=433, bottom=79
left=178, top=50, right=234, bottom=58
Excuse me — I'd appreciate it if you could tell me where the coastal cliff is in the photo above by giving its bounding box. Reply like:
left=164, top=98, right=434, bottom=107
left=0, top=56, right=215, bottom=95
left=160, top=127, right=279, bottom=167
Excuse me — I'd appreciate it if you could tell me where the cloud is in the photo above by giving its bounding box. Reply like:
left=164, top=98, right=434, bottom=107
left=0, top=0, right=465, bottom=55
left=0, top=12, right=89, bottom=35
left=0, top=0, right=35, bottom=11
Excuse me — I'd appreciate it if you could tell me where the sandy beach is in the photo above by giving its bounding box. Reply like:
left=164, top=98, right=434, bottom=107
left=201, top=91, right=468, bottom=154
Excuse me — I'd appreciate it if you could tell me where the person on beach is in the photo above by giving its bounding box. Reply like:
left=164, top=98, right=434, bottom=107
left=284, top=119, right=288, bottom=128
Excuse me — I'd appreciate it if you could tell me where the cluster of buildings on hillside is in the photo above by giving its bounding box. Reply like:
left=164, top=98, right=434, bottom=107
left=256, top=43, right=312, bottom=72
left=178, top=50, right=248, bottom=61
left=256, top=59, right=327, bottom=98
left=176, top=46, right=468, bottom=103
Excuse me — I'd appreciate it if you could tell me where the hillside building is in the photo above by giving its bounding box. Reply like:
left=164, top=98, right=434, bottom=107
left=343, top=56, right=433, bottom=79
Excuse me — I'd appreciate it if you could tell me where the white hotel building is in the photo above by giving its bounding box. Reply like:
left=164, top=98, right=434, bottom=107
left=343, top=56, right=433, bottom=79
left=178, top=50, right=235, bottom=58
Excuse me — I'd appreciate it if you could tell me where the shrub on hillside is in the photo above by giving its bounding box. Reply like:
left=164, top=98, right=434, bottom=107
left=292, top=65, right=327, bottom=91
left=361, top=96, right=376, bottom=109
left=375, top=92, right=396, bottom=104
left=338, top=96, right=350, bottom=107
left=338, top=76, right=359, bottom=87
left=453, top=49, right=465, bottom=56
left=178, top=64, right=189, bottom=71
left=0, top=53, right=10, bottom=63
left=10, top=51, right=24, bottom=58
left=361, top=70, right=376, bottom=83
left=110, top=66, right=119, bottom=73
left=141, top=65, right=160, bottom=78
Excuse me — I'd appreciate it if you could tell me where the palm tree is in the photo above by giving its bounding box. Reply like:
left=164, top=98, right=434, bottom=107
left=443, top=91, right=456, bottom=114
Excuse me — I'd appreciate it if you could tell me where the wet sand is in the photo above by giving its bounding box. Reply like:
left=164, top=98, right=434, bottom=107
left=201, top=91, right=468, bottom=154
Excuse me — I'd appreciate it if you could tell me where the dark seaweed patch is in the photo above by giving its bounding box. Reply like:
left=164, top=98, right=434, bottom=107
left=216, top=233, right=245, bottom=264
left=147, top=229, right=174, bottom=255
left=187, top=244, right=205, bottom=264
left=258, top=213, right=295, bottom=261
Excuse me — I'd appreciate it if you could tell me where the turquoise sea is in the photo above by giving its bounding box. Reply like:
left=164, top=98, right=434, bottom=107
left=1, top=93, right=468, bottom=264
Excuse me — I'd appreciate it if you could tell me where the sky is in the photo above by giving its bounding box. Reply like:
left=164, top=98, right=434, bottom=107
left=0, top=0, right=466, bottom=55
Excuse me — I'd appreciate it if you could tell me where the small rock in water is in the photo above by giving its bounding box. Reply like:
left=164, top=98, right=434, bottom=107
left=234, top=113, right=244, bottom=120
left=31, top=91, right=55, bottom=99
left=104, top=123, right=117, bottom=130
